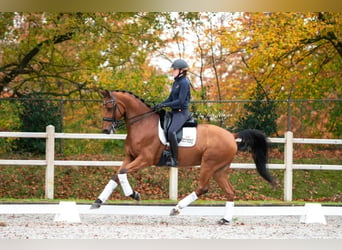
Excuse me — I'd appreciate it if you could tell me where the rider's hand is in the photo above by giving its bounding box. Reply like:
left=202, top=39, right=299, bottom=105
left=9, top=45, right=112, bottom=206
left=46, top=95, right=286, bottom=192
left=153, top=103, right=164, bottom=110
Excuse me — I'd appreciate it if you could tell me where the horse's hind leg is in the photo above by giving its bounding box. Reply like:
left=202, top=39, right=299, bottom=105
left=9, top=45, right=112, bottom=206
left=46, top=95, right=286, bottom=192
left=213, top=166, right=235, bottom=224
left=170, top=165, right=213, bottom=216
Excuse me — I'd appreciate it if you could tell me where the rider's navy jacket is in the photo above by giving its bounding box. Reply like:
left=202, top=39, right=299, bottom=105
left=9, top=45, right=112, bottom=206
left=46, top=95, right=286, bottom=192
left=161, top=75, right=190, bottom=111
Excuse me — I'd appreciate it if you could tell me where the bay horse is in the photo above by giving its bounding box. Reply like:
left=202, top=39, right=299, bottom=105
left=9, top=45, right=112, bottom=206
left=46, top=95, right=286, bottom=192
left=91, top=90, right=275, bottom=224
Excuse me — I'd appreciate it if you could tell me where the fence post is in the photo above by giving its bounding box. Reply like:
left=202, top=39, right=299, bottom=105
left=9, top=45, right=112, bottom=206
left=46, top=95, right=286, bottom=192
left=45, top=125, right=55, bottom=199
left=284, top=131, right=293, bottom=202
left=169, top=167, right=178, bottom=201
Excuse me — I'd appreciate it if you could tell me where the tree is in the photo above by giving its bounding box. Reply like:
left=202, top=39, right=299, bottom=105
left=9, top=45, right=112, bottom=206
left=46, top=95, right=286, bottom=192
left=1, top=12, right=340, bottom=138
left=218, top=12, right=341, bottom=136
left=0, top=12, right=173, bottom=152
left=14, top=93, right=62, bottom=154
left=0, top=12, right=167, bottom=98
left=234, top=83, right=278, bottom=136
left=233, top=12, right=341, bottom=101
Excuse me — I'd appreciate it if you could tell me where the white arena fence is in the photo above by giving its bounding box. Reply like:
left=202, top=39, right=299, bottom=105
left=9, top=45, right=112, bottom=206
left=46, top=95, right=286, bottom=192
left=0, top=125, right=341, bottom=201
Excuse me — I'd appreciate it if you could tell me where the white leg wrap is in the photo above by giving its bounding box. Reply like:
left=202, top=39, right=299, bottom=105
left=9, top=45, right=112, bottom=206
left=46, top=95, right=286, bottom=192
left=98, top=179, right=118, bottom=203
left=223, top=201, right=234, bottom=222
left=118, top=173, right=133, bottom=196
left=177, top=191, right=198, bottom=209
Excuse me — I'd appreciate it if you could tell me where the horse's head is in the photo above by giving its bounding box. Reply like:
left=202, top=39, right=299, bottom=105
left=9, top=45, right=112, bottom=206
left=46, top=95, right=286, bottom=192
left=100, top=90, right=124, bottom=134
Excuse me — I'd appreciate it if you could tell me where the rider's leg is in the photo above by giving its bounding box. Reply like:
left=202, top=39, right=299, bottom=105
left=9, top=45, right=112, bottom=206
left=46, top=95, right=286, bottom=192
left=167, top=111, right=188, bottom=167
left=168, top=131, right=178, bottom=166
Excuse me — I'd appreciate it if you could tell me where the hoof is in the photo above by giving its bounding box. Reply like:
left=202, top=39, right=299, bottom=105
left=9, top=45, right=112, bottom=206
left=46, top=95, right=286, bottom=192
left=130, top=191, right=141, bottom=201
left=90, top=199, right=102, bottom=209
left=218, top=218, right=230, bottom=225
left=169, top=208, right=180, bottom=216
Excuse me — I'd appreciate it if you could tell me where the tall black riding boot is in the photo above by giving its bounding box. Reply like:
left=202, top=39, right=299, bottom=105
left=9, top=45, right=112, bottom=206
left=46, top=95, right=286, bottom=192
left=168, top=132, right=178, bottom=167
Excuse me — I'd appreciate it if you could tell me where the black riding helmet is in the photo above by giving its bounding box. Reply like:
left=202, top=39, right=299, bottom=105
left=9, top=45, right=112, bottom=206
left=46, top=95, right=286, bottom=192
left=171, top=59, right=189, bottom=70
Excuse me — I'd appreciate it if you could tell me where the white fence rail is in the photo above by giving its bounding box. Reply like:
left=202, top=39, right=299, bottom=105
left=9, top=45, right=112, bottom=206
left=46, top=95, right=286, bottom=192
left=0, top=125, right=341, bottom=201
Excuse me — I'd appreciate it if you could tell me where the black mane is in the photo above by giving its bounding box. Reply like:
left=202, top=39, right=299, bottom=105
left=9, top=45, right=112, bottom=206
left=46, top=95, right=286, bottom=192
left=113, top=90, right=152, bottom=108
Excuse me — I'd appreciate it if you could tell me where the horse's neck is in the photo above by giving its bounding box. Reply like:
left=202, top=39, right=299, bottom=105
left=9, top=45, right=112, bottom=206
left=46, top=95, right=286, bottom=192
left=125, top=109, right=158, bottom=127
left=125, top=103, right=151, bottom=121
left=125, top=110, right=159, bottom=140
left=121, top=96, right=158, bottom=130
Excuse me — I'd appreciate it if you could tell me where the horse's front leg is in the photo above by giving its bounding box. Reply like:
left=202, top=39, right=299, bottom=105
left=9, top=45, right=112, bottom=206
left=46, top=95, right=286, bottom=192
left=90, top=156, right=149, bottom=209
left=116, top=169, right=141, bottom=201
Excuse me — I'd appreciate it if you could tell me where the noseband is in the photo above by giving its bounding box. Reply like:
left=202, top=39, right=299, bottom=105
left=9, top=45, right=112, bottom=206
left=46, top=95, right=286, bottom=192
left=103, top=91, right=122, bottom=133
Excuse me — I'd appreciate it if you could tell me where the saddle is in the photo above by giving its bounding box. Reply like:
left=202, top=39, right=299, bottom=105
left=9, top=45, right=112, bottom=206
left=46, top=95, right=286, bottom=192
left=157, top=110, right=197, bottom=167
left=158, top=109, right=197, bottom=143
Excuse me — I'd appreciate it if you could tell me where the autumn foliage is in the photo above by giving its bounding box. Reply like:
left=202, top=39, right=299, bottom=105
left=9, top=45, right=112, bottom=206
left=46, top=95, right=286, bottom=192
left=0, top=12, right=341, bottom=202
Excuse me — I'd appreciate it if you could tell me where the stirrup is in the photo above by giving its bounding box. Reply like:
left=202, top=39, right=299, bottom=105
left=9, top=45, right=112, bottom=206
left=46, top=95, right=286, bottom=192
left=166, top=157, right=178, bottom=167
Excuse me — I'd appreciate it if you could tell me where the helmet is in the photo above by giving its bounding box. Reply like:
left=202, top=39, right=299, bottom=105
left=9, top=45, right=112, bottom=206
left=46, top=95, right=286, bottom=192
left=171, top=59, right=189, bottom=70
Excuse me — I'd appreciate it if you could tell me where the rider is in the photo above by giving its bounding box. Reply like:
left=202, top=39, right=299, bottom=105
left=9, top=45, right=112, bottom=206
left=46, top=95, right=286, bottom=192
left=153, top=59, right=191, bottom=167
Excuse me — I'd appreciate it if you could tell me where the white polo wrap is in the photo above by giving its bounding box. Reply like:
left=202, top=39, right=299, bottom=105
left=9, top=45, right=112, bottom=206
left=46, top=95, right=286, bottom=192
left=177, top=191, right=198, bottom=209
left=118, top=173, right=133, bottom=196
left=98, top=179, right=118, bottom=203
left=223, top=201, right=234, bottom=222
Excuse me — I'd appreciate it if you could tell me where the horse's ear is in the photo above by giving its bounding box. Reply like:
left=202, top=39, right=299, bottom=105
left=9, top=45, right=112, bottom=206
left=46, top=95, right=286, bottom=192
left=100, top=90, right=110, bottom=98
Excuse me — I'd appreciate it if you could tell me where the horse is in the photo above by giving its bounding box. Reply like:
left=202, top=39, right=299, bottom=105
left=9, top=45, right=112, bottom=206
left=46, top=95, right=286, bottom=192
left=91, top=90, right=276, bottom=224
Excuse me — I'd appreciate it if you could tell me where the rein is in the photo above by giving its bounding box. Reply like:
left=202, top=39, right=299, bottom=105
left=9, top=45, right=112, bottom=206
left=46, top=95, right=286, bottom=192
left=114, top=110, right=157, bottom=130
left=125, top=110, right=157, bottom=125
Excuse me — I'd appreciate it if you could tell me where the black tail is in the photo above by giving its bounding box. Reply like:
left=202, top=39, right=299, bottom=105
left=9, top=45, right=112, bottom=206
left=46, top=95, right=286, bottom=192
left=235, top=129, right=275, bottom=185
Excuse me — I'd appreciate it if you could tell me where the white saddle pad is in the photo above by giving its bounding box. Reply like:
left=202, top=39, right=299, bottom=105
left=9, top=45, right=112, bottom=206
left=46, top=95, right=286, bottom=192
left=158, top=120, right=196, bottom=147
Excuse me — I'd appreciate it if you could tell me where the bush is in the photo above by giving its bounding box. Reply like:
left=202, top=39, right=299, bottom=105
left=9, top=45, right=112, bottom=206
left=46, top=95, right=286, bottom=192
left=234, top=84, right=278, bottom=136
left=13, top=94, right=62, bottom=154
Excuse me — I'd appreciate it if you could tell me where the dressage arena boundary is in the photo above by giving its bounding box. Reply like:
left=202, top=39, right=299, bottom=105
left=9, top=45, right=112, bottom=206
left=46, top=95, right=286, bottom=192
left=0, top=125, right=341, bottom=201
left=1, top=203, right=341, bottom=226
left=1, top=203, right=342, bottom=217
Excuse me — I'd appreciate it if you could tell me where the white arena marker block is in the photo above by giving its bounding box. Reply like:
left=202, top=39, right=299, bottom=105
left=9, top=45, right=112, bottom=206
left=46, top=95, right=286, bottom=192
left=54, top=201, right=81, bottom=223
left=299, top=203, right=327, bottom=225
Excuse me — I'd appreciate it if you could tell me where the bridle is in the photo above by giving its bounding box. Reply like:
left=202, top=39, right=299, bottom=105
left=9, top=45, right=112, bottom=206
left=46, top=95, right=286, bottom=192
left=102, top=91, right=123, bottom=133
left=102, top=91, right=157, bottom=133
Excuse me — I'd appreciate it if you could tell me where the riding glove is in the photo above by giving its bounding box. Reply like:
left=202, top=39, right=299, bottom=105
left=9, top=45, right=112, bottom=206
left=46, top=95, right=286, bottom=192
left=153, top=103, right=164, bottom=110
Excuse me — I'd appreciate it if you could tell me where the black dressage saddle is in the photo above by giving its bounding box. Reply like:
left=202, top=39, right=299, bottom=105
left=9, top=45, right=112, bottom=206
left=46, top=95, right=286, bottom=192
left=158, top=109, right=197, bottom=143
